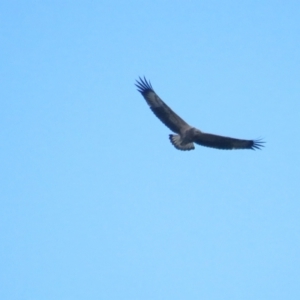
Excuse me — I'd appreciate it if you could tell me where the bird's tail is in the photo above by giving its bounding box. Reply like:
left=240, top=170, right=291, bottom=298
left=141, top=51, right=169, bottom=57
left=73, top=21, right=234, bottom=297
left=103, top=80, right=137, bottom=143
left=169, top=134, right=195, bottom=151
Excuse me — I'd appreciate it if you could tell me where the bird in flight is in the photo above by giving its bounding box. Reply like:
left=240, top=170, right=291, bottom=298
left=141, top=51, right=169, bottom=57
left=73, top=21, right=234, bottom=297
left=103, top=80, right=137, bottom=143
left=135, top=77, right=264, bottom=151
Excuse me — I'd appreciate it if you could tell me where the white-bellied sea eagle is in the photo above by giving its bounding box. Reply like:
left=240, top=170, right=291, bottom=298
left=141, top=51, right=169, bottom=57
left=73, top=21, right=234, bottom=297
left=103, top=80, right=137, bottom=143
left=135, top=77, right=264, bottom=151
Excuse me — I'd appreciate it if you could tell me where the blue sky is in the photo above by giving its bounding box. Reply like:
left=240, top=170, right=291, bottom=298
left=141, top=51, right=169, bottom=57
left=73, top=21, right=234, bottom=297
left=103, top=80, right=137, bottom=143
left=1, top=1, right=300, bottom=299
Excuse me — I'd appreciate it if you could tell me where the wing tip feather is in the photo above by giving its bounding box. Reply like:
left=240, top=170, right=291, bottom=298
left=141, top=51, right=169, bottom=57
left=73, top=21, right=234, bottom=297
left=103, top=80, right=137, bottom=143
left=251, top=138, right=265, bottom=150
left=135, top=76, right=154, bottom=94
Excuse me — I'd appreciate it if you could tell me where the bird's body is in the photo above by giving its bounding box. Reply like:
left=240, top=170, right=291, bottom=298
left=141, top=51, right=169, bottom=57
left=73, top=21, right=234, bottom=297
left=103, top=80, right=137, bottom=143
left=135, top=77, right=264, bottom=151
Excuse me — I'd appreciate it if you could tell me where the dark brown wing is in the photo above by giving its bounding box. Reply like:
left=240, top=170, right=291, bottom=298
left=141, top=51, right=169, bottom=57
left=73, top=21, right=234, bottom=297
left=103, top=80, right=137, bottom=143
left=194, top=131, right=264, bottom=150
left=135, top=77, right=190, bottom=134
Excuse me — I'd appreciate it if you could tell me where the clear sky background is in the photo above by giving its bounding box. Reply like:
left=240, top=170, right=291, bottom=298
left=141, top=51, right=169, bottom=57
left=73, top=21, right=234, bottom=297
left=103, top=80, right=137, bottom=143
left=1, top=1, right=300, bottom=299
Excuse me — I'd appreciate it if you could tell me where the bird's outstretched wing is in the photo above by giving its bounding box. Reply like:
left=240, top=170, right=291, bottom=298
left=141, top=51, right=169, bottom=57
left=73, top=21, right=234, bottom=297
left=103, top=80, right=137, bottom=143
left=193, top=131, right=264, bottom=150
left=135, top=77, right=190, bottom=134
